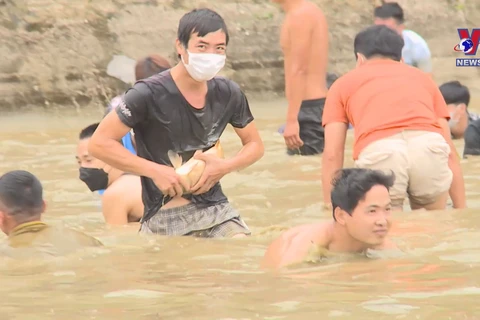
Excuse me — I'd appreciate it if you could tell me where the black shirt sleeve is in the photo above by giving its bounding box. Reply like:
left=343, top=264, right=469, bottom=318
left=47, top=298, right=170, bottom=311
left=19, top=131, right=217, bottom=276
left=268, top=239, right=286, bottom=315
left=116, top=82, right=151, bottom=128
left=464, top=119, right=480, bottom=156
left=228, top=81, right=254, bottom=129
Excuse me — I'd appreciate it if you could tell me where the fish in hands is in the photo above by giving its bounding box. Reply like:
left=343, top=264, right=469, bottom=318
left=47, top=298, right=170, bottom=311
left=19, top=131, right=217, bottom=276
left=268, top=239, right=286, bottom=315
left=167, top=140, right=224, bottom=194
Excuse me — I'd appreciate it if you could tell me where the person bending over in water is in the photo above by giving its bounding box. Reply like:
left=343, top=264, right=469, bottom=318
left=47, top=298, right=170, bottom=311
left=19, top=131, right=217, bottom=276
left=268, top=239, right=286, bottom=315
left=76, top=123, right=144, bottom=225
left=261, top=168, right=396, bottom=270
left=0, top=170, right=102, bottom=253
left=88, top=9, right=264, bottom=238
left=272, top=0, right=329, bottom=156
left=322, top=25, right=466, bottom=211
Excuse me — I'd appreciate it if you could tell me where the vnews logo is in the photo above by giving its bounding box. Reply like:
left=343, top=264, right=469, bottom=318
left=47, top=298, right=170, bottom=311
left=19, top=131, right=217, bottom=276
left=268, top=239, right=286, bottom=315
left=454, top=28, right=480, bottom=67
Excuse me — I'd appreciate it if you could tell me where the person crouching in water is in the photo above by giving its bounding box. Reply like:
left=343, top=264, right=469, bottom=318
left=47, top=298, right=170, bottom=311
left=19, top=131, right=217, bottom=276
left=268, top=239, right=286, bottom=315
left=0, top=170, right=103, bottom=254
left=76, top=123, right=144, bottom=225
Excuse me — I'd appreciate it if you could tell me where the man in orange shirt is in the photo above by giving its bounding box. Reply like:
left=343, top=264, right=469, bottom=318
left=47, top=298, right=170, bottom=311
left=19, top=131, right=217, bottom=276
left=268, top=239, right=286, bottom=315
left=321, top=25, right=466, bottom=211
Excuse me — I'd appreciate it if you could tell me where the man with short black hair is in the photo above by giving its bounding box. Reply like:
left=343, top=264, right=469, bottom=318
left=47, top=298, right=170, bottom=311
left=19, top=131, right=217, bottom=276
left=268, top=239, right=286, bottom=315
left=76, top=123, right=144, bottom=225
left=262, top=168, right=396, bottom=270
left=439, top=81, right=478, bottom=139
left=89, top=8, right=264, bottom=238
left=374, top=1, right=432, bottom=73
left=322, top=25, right=466, bottom=212
left=0, top=170, right=102, bottom=252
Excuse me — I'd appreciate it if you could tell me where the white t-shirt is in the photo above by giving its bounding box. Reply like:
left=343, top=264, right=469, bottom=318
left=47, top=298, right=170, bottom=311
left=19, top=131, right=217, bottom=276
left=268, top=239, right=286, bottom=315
left=402, top=29, right=432, bottom=73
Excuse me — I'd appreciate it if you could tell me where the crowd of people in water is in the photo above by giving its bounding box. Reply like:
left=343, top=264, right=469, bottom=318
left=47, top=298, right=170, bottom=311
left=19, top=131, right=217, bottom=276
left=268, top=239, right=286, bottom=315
left=0, top=0, right=478, bottom=269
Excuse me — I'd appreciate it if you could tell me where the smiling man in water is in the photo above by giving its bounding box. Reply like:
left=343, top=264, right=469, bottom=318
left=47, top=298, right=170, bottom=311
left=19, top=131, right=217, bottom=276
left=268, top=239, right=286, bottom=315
left=262, top=168, right=396, bottom=270
left=88, top=8, right=264, bottom=238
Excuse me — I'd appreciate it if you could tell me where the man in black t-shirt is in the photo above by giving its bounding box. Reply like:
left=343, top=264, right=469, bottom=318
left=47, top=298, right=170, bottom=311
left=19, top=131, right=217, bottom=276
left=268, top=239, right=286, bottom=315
left=88, top=8, right=264, bottom=238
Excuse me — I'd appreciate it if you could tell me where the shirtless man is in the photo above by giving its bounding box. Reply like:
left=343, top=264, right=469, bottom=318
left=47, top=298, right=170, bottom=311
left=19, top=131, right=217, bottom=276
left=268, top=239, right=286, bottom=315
left=262, top=168, right=396, bottom=270
left=273, top=0, right=329, bottom=155
left=76, top=123, right=144, bottom=225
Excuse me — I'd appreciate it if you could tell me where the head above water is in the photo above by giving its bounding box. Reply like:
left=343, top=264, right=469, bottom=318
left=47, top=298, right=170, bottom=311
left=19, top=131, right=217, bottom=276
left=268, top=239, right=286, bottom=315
left=0, top=170, right=46, bottom=235
left=331, top=168, right=395, bottom=246
left=439, top=81, right=470, bottom=127
left=354, top=24, right=404, bottom=66
left=134, top=54, right=171, bottom=81
left=439, top=81, right=470, bottom=108
left=76, top=123, right=121, bottom=192
left=175, top=8, right=229, bottom=82
left=374, top=2, right=405, bottom=34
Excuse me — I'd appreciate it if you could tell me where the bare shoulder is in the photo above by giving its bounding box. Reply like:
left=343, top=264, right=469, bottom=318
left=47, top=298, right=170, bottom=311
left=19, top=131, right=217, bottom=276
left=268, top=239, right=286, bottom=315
left=288, top=1, right=325, bottom=19
left=261, top=222, right=332, bottom=270
left=102, top=175, right=140, bottom=204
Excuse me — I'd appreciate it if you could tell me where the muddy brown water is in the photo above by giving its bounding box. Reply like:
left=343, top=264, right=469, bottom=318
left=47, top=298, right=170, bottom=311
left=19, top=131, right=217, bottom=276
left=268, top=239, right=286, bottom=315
left=1, top=97, right=480, bottom=319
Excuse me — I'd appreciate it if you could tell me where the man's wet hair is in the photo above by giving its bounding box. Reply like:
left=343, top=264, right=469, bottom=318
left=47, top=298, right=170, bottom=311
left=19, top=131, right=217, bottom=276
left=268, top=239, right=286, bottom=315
left=374, top=2, right=404, bottom=24
left=354, top=25, right=404, bottom=61
left=0, top=170, right=44, bottom=219
left=439, top=81, right=470, bottom=107
left=79, top=123, right=99, bottom=140
left=177, top=8, right=230, bottom=48
left=331, top=168, right=395, bottom=221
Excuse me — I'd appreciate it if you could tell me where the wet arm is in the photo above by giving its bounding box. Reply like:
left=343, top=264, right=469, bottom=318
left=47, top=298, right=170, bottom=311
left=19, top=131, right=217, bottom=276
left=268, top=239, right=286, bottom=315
left=432, top=84, right=466, bottom=208
left=322, top=123, right=348, bottom=205
left=89, top=112, right=161, bottom=179
left=321, top=82, right=349, bottom=205
left=226, top=122, right=264, bottom=173
left=285, top=16, right=311, bottom=122
left=439, top=118, right=466, bottom=208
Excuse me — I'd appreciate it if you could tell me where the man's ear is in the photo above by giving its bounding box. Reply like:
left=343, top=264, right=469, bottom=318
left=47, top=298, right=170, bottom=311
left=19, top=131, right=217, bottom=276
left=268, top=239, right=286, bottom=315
left=42, top=200, right=47, bottom=213
left=334, top=207, right=348, bottom=225
left=176, top=39, right=187, bottom=63
left=356, top=53, right=366, bottom=68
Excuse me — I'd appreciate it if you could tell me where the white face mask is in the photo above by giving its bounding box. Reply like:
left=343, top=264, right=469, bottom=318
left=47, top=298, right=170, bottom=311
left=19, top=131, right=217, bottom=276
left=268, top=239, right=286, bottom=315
left=182, top=51, right=226, bottom=82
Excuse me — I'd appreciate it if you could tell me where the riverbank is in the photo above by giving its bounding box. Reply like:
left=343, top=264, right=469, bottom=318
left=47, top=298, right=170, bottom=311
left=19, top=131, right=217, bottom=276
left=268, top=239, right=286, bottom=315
left=1, top=0, right=478, bottom=110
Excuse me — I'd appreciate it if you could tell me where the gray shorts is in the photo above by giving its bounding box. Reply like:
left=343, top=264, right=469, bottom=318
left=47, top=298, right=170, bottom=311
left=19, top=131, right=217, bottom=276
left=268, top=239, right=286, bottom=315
left=139, top=202, right=251, bottom=238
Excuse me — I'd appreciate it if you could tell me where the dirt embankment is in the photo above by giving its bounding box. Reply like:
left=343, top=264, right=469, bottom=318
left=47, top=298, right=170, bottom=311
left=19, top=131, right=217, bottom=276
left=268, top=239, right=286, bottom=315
left=0, top=0, right=479, bottom=110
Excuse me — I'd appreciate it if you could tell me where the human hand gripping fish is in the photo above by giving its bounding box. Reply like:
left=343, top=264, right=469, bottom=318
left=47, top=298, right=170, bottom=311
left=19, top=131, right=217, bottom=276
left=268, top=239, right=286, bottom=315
left=167, top=140, right=226, bottom=196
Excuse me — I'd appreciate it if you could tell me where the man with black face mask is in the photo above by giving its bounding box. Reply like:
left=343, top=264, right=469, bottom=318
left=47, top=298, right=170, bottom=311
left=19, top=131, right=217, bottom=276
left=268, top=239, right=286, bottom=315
left=76, top=123, right=144, bottom=225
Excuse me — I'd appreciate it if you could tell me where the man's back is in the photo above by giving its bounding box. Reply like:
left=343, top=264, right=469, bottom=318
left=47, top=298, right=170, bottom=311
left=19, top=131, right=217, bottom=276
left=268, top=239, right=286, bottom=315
left=8, top=222, right=103, bottom=255
left=281, top=1, right=328, bottom=99
left=325, top=59, right=447, bottom=159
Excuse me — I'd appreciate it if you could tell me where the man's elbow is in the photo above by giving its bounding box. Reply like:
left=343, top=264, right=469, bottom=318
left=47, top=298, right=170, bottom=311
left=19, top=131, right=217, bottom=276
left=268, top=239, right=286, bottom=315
left=88, top=134, right=106, bottom=159
left=256, top=139, right=265, bottom=160
left=246, top=135, right=265, bottom=161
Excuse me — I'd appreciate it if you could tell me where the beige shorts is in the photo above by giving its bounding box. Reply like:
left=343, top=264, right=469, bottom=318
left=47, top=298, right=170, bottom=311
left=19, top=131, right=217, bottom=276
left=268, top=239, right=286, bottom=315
left=354, top=130, right=453, bottom=208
